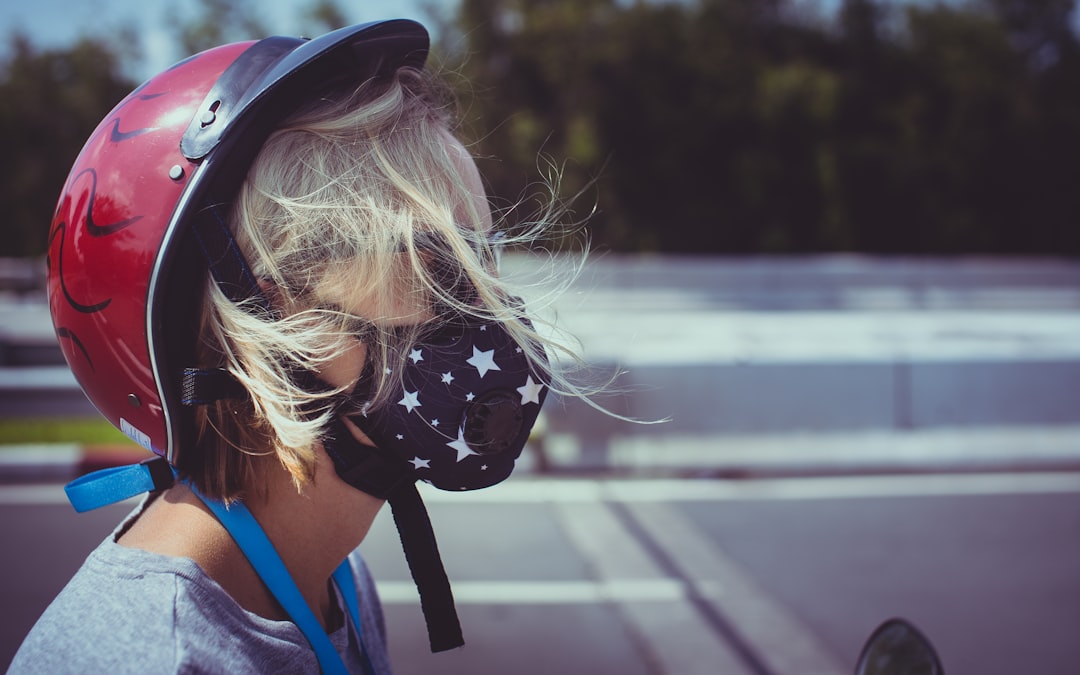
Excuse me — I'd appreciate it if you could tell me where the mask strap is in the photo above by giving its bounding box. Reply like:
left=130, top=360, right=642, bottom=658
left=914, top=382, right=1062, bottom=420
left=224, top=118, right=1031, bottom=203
left=322, top=417, right=464, bottom=652
left=388, top=482, right=464, bottom=652
left=179, top=367, right=249, bottom=405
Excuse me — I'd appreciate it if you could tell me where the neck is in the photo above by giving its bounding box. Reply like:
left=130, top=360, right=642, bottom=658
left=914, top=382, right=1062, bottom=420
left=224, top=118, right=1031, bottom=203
left=117, top=449, right=384, bottom=630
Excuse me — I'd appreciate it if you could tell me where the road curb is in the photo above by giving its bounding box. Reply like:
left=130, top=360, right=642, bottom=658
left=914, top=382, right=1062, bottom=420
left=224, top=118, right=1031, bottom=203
left=537, top=425, right=1080, bottom=478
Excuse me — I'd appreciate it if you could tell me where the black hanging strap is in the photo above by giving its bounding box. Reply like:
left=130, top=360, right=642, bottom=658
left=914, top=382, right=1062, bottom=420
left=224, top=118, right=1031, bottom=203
left=321, top=416, right=463, bottom=652
left=389, top=482, right=464, bottom=652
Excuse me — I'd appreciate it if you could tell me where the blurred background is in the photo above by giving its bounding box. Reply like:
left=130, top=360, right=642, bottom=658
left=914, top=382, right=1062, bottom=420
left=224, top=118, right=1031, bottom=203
left=2, top=1, right=1079, bottom=674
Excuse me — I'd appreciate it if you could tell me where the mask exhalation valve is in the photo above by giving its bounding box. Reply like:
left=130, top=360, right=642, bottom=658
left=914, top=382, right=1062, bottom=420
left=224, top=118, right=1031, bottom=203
left=462, top=389, right=525, bottom=454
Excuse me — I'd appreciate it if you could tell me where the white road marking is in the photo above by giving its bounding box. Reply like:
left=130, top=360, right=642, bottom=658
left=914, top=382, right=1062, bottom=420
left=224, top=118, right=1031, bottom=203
left=554, top=500, right=756, bottom=675
left=3, top=472, right=1079, bottom=505
left=604, top=427, right=1080, bottom=470
left=417, top=472, right=1080, bottom=502
left=376, top=579, right=688, bottom=605
left=598, top=472, right=1080, bottom=502
left=626, top=501, right=847, bottom=675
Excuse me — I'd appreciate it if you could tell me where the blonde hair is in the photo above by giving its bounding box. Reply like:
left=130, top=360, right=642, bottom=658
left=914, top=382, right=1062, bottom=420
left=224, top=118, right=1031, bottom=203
left=188, top=67, right=588, bottom=501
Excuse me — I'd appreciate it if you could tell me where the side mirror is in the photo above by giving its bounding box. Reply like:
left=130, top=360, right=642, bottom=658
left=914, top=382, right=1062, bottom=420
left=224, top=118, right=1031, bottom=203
left=855, top=618, right=944, bottom=675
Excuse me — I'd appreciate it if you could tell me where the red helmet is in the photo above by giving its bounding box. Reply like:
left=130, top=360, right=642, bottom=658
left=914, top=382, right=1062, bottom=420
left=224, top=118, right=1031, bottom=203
left=48, top=21, right=429, bottom=467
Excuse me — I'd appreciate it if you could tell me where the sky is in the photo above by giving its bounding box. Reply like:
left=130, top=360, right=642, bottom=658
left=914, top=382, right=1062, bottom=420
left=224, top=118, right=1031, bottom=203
left=0, top=0, right=457, bottom=80
left=1, top=0, right=1061, bottom=82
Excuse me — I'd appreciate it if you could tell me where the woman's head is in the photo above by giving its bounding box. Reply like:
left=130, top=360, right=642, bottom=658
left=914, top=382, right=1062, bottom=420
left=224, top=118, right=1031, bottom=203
left=190, top=67, right=552, bottom=500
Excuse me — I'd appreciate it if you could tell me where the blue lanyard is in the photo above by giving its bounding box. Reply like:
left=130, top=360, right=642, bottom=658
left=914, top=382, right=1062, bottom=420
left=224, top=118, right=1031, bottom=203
left=188, top=483, right=376, bottom=675
left=65, top=462, right=377, bottom=673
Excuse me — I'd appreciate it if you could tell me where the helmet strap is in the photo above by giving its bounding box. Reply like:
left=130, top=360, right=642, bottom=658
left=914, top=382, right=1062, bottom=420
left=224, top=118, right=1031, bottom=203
left=179, top=367, right=249, bottom=405
left=190, top=200, right=275, bottom=316
left=65, top=457, right=176, bottom=513
left=177, top=370, right=465, bottom=653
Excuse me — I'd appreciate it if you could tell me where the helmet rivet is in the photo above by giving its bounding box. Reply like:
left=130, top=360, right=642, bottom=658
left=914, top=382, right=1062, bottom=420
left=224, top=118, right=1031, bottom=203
left=199, top=110, right=217, bottom=127
left=127, top=394, right=141, bottom=408
left=168, top=165, right=185, bottom=180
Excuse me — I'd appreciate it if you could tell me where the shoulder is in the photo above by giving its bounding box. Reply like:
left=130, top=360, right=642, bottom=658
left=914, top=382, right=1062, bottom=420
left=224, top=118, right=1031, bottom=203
left=10, top=536, right=316, bottom=674
left=9, top=539, right=186, bottom=673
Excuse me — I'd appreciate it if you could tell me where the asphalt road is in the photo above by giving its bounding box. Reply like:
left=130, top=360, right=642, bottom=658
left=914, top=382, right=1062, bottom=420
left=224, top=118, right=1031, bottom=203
left=3, top=473, right=1079, bottom=674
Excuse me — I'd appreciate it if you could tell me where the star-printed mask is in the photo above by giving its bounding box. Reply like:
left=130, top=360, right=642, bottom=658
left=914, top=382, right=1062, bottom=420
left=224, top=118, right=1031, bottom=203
left=346, top=315, right=548, bottom=492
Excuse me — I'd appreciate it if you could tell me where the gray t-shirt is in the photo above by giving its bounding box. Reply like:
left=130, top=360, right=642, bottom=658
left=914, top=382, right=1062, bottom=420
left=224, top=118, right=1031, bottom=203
left=9, top=514, right=392, bottom=674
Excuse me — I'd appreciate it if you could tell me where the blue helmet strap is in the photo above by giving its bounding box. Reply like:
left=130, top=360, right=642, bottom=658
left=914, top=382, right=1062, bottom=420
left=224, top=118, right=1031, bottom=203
left=187, top=481, right=375, bottom=675
left=65, top=457, right=176, bottom=513
left=64, top=463, right=374, bottom=674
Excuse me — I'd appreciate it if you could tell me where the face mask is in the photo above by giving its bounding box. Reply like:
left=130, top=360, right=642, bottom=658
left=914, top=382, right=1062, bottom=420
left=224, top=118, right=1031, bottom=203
left=337, top=313, right=548, bottom=493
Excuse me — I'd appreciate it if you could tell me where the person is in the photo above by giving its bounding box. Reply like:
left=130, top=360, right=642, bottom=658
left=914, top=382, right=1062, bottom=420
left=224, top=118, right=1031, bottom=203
left=11, top=19, right=574, bottom=674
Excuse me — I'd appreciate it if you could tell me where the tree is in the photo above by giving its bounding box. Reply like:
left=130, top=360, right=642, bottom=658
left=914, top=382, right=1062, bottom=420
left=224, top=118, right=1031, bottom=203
left=447, top=0, right=1080, bottom=256
left=0, top=34, right=136, bottom=257
left=982, top=0, right=1076, bottom=67
left=168, top=0, right=268, bottom=57
left=301, top=0, right=350, bottom=35
left=7, top=0, right=1078, bottom=258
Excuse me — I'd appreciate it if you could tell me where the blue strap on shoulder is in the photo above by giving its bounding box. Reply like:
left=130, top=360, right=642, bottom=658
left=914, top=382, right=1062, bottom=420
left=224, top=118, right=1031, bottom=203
left=63, top=462, right=374, bottom=674
left=65, top=457, right=176, bottom=513
left=187, top=483, right=372, bottom=675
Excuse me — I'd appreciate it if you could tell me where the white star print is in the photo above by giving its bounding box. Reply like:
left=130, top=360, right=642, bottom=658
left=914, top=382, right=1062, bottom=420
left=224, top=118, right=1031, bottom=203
left=441, top=372, right=454, bottom=385
left=410, top=456, right=431, bottom=470
left=517, top=375, right=544, bottom=405
left=398, top=390, right=421, bottom=413
left=396, top=434, right=404, bottom=440
left=409, top=348, right=424, bottom=364
left=466, top=392, right=475, bottom=402
left=466, top=346, right=501, bottom=378
left=447, top=427, right=479, bottom=462
left=431, top=418, right=440, bottom=427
